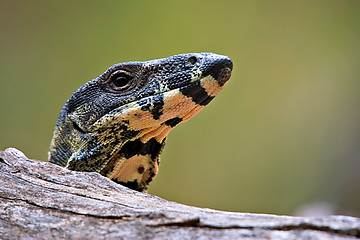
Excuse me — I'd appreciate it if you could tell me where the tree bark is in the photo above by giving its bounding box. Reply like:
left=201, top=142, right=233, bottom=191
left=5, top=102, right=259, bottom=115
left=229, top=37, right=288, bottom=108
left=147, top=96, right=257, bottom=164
left=0, top=148, right=359, bottom=240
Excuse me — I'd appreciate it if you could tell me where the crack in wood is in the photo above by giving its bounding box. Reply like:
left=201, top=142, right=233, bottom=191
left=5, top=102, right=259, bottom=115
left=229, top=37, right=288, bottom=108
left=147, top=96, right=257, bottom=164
left=150, top=220, right=359, bottom=238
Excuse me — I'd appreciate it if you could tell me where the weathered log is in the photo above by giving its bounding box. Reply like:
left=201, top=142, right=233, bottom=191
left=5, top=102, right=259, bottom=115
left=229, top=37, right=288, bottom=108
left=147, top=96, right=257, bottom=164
left=0, top=148, right=359, bottom=240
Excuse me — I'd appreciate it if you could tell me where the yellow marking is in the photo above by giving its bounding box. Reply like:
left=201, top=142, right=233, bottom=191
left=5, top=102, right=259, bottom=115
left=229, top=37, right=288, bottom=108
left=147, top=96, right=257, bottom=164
left=161, top=89, right=198, bottom=121
left=190, top=68, right=202, bottom=82
left=90, top=75, right=225, bottom=146
left=107, top=154, right=158, bottom=189
left=200, top=76, right=222, bottom=97
left=121, top=89, right=199, bottom=130
left=140, top=124, right=171, bottom=143
left=132, top=88, right=205, bottom=142
left=190, top=57, right=206, bottom=82
left=158, top=84, right=170, bottom=93
left=182, top=104, right=204, bottom=122
left=155, top=126, right=172, bottom=142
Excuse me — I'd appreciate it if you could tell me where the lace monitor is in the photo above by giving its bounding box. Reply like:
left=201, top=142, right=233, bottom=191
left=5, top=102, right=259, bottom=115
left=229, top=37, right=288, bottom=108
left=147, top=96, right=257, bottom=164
left=48, top=53, right=233, bottom=191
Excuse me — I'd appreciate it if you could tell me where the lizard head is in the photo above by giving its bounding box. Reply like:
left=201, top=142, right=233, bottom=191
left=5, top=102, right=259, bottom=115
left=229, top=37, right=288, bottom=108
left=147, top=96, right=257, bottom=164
left=49, top=52, right=232, bottom=191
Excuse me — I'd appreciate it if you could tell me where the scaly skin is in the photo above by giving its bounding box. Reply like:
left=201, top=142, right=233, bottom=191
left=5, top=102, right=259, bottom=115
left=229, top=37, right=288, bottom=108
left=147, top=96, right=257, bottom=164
left=48, top=53, right=233, bottom=191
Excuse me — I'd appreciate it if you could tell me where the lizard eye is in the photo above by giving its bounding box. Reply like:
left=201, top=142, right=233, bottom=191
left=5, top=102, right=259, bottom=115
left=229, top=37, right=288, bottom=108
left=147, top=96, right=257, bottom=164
left=188, top=56, right=197, bottom=65
left=109, top=71, right=133, bottom=90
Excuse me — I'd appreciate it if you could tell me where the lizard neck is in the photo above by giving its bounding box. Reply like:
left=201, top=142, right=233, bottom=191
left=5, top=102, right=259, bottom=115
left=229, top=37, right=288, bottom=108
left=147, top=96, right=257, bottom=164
left=100, top=138, right=165, bottom=191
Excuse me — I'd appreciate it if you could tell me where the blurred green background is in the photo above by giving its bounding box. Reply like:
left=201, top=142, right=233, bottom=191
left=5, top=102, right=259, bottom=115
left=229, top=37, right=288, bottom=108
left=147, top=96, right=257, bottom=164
left=1, top=0, right=359, bottom=217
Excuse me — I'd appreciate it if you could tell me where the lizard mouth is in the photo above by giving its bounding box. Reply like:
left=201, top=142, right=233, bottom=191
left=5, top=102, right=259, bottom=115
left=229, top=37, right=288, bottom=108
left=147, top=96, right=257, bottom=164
left=210, top=66, right=232, bottom=86
left=84, top=55, right=233, bottom=133
left=202, top=56, right=233, bottom=86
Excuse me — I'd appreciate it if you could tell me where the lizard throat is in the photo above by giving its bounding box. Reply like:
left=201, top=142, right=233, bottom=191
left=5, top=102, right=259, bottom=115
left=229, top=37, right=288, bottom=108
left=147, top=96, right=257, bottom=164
left=96, top=75, right=225, bottom=191
left=96, top=76, right=222, bottom=191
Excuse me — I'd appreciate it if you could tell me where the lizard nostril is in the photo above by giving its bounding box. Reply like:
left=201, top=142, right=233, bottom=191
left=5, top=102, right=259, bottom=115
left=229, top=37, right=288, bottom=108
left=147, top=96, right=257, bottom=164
left=188, top=56, right=197, bottom=65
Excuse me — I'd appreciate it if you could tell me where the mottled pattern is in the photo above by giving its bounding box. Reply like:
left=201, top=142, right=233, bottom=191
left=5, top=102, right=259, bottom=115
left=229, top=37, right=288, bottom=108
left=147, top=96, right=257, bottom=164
left=49, top=52, right=233, bottom=191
